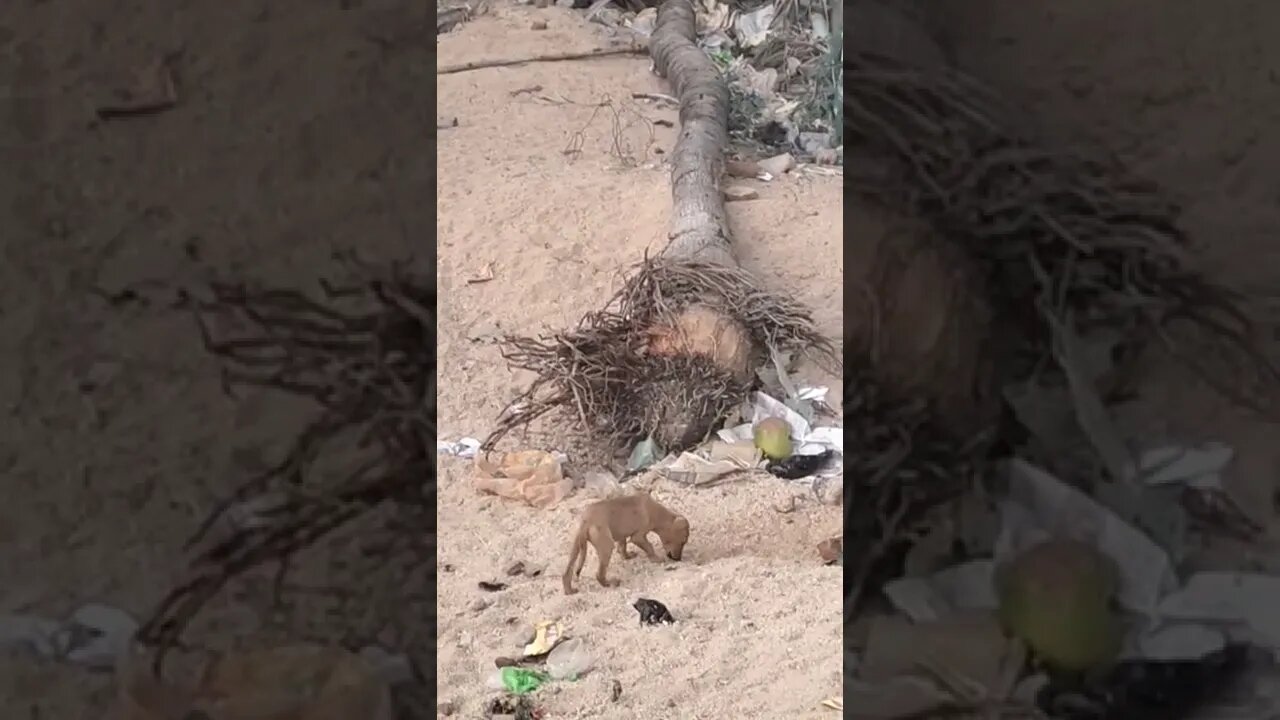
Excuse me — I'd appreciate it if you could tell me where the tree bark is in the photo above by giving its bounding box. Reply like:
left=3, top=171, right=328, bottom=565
left=649, top=0, right=737, bottom=268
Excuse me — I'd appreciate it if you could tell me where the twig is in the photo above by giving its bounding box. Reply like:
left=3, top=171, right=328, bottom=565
left=438, top=46, right=647, bottom=75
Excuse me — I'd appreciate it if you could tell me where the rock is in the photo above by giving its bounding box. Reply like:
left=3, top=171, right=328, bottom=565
left=531, top=20, right=548, bottom=30
left=438, top=700, right=457, bottom=716
left=470, top=598, right=492, bottom=613
left=814, top=147, right=839, bottom=165
left=757, top=153, right=795, bottom=177
left=504, top=561, right=526, bottom=576
left=723, top=186, right=759, bottom=202
left=817, top=475, right=843, bottom=506
left=799, top=131, right=831, bottom=153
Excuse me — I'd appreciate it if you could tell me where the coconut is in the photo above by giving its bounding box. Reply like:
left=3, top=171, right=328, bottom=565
left=753, top=417, right=792, bottom=460
left=644, top=304, right=754, bottom=380
left=845, top=208, right=997, bottom=433
left=995, top=538, right=1121, bottom=673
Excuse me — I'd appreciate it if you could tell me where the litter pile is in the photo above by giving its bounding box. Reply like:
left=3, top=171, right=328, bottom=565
left=840, top=9, right=1280, bottom=720
left=567, top=0, right=842, bottom=162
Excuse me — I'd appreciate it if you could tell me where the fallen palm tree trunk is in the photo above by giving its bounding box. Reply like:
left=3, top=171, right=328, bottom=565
left=484, top=0, right=830, bottom=457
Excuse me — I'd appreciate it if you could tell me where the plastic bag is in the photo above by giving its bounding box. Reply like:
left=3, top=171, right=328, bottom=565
left=473, top=450, right=572, bottom=509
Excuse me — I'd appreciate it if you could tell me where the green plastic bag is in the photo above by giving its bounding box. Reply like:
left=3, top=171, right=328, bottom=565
left=501, top=667, right=548, bottom=695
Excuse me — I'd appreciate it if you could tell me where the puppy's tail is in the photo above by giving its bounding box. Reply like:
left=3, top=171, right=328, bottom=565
left=562, top=525, right=587, bottom=594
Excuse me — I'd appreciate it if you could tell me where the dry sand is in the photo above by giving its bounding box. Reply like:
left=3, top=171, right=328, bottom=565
left=435, top=5, right=843, bottom=718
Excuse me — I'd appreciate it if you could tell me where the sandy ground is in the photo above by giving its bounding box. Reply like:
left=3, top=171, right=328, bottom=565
left=0, top=2, right=431, bottom=717
left=435, top=5, right=843, bottom=718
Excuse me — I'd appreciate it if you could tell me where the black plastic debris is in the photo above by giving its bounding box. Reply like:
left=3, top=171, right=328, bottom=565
left=633, top=597, right=675, bottom=625
left=1038, top=644, right=1253, bottom=720
left=486, top=696, right=537, bottom=720
left=766, top=449, right=835, bottom=479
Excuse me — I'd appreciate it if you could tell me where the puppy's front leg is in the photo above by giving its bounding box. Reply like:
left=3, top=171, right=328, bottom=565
left=630, top=534, right=663, bottom=562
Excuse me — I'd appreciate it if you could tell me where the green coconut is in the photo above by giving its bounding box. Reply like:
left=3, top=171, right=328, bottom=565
left=995, top=538, right=1122, bottom=673
left=752, top=417, right=792, bottom=460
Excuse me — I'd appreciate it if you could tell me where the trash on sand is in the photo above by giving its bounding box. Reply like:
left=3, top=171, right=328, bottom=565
left=110, top=643, right=394, bottom=720
left=658, top=451, right=753, bottom=487
left=438, top=437, right=481, bottom=458
left=753, top=416, right=793, bottom=459
left=1036, top=643, right=1254, bottom=720
left=733, top=4, right=775, bottom=47
left=995, top=458, right=1176, bottom=612
left=820, top=695, right=842, bottom=710
left=1131, top=442, right=1233, bottom=489
left=996, top=538, right=1123, bottom=672
left=850, top=613, right=1028, bottom=719
left=634, top=598, right=675, bottom=625
left=882, top=560, right=997, bottom=622
left=628, top=7, right=656, bottom=37
left=1156, top=572, right=1280, bottom=649
left=756, top=152, right=796, bottom=177
left=523, top=620, right=563, bottom=657
left=473, top=450, right=573, bottom=509
left=486, top=667, right=548, bottom=695
left=718, top=391, right=842, bottom=477
left=816, top=535, right=842, bottom=565
left=627, top=437, right=663, bottom=472
left=479, top=581, right=508, bottom=592
left=767, top=449, right=835, bottom=479
left=706, top=439, right=761, bottom=466
left=467, top=262, right=497, bottom=284
left=545, top=637, right=594, bottom=680
left=96, top=56, right=178, bottom=120
left=0, top=602, right=138, bottom=670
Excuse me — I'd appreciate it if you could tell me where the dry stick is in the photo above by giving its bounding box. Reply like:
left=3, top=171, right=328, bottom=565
left=437, top=46, right=646, bottom=75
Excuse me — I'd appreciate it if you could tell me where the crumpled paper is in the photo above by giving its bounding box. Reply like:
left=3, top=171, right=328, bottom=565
left=473, top=450, right=573, bottom=509
left=995, top=459, right=1176, bottom=613
left=437, top=437, right=480, bottom=458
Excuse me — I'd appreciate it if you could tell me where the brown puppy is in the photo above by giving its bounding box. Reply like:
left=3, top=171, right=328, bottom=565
left=562, top=491, right=689, bottom=595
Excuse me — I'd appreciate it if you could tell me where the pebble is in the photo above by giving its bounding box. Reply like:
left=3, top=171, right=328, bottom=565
left=470, top=597, right=492, bottom=612
left=723, top=186, right=759, bottom=202
left=531, top=20, right=548, bottom=30
left=505, top=561, right=526, bottom=576
left=438, top=700, right=457, bottom=716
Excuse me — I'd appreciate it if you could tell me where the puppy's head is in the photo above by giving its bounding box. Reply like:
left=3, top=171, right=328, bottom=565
left=661, top=516, right=690, bottom=561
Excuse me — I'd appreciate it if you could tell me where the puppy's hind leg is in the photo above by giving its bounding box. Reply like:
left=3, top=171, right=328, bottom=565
left=617, top=537, right=633, bottom=559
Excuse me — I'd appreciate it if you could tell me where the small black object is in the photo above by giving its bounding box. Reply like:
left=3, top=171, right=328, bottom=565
left=478, top=580, right=507, bottom=592
left=633, top=597, right=675, bottom=625
left=1037, top=643, right=1252, bottom=720
left=766, top=450, right=835, bottom=479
